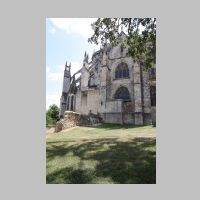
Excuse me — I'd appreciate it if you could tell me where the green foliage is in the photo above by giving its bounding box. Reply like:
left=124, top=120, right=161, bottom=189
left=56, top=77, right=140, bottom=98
left=88, top=18, right=156, bottom=69
left=46, top=104, right=60, bottom=126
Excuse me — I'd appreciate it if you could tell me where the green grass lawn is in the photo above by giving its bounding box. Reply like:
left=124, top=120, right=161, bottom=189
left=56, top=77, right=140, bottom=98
left=46, top=124, right=156, bottom=184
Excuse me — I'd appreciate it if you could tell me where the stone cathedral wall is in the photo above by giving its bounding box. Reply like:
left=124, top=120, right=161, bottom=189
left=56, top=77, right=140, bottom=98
left=60, top=41, right=155, bottom=126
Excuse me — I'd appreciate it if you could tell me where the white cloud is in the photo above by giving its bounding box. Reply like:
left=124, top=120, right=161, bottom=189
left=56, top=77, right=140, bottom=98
left=48, top=72, right=63, bottom=81
left=46, top=94, right=60, bottom=109
left=57, top=64, right=65, bottom=71
left=46, top=65, right=62, bottom=81
left=47, top=61, right=82, bottom=82
left=71, top=61, right=82, bottom=75
left=48, top=18, right=101, bottom=58
left=49, top=27, right=56, bottom=34
left=46, top=66, right=50, bottom=73
left=49, top=18, right=97, bottom=38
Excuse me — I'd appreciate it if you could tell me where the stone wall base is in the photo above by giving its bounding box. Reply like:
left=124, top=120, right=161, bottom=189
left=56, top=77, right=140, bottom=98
left=143, top=113, right=152, bottom=125
left=55, top=111, right=102, bottom=132
left=102, top=112, right=152, bottom=125
left=55, top=110, right=154, bottom=133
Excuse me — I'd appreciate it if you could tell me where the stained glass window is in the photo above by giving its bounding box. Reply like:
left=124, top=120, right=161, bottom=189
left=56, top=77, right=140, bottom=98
left=114, top=86, right=130, bottom=100
left=115, top=62, right=129, bottom=79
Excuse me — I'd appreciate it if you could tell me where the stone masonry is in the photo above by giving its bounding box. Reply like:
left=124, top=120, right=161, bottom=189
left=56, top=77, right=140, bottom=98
left=59, top=32, right=156, bottom=126
left=55, top=111, right=102, bottom=132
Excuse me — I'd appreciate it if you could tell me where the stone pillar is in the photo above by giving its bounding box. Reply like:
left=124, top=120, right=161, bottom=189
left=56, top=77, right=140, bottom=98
left=69, top=95, right=71, bottom=111
left=73, top=95, right=76, bottom=111
left=70, top=94, right=74, bottom=111
left=66, top=96, right=69, bottom=110
left=70, top=95, right=74, bottom=111
left=142, top=70, right=152, bottom=125
left=99, top=66, right=107, bottom=114
left=133, top=62, right=143, bottom=125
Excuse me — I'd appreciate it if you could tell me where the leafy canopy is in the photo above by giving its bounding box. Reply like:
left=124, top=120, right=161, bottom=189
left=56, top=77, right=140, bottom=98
left=46, top=104, right=60, bottom=126
left=88, top=18, right=156, bottom=68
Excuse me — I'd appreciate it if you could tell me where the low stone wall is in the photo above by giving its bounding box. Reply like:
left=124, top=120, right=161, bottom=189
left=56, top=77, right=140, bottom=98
left=55, top=111, right=80, bottom=132
left=55, top=111, right=102, bottom=132
left=55, top=119, right=64, bottom=132
left=55, top=109, right=155, bottom=133
left=63, top=111, right=81, bottom=129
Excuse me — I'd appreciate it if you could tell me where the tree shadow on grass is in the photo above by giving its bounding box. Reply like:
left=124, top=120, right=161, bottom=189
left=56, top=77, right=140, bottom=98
left=46, top=167, right=94, bottom=184
left=46, top=137, right=156, bottom=184
left=94, top=123, right=152, bottom=130
left=76, top=124, right=145, bottom=131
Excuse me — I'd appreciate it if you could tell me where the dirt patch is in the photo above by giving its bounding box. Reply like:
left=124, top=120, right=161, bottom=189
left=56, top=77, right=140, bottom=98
left=46, top=127, right=55, bottom=134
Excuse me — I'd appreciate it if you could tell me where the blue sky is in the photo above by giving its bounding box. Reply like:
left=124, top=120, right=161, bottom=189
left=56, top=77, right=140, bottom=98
left=46, top=18, right=99, bottom=109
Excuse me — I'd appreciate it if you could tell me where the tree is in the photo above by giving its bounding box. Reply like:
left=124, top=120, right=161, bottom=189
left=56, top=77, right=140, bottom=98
left=88, top=18, right=156, bottom=69
left=46, top=104, right=60, bottom=126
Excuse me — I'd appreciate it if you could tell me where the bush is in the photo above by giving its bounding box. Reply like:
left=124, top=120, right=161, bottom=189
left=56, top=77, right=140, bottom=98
left=46, top=104, right=60, bottom=127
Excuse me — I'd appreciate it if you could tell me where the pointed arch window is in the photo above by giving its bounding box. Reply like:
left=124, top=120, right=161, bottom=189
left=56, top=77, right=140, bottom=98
left=115, top=62, right=129, bottom=79
left=114, top=86, right=130, bottom=101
